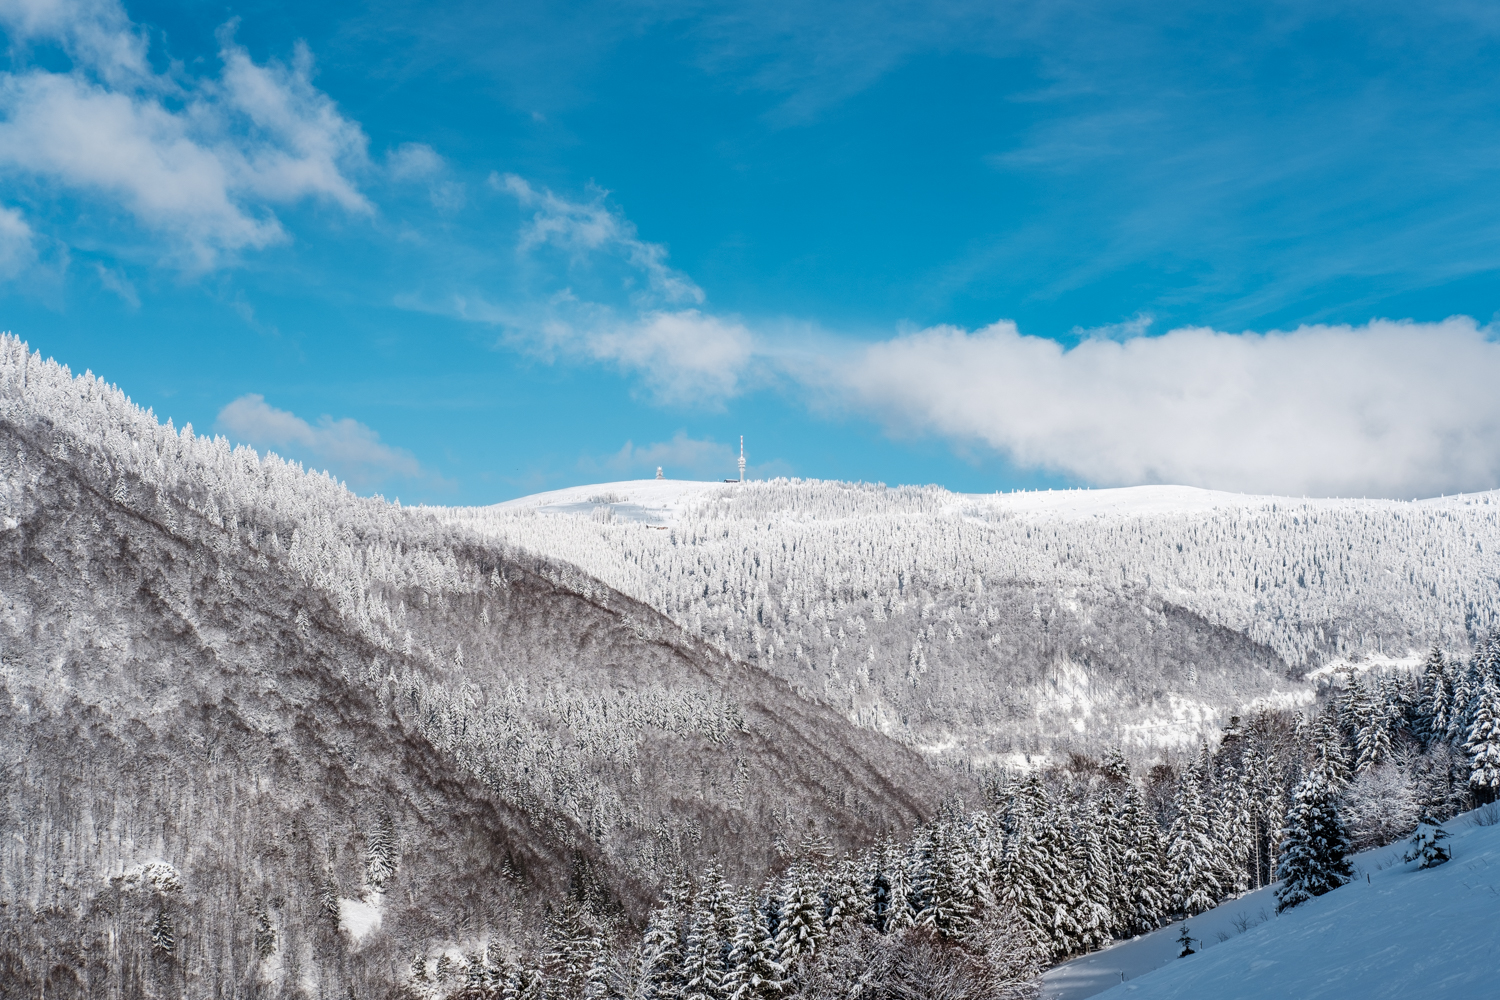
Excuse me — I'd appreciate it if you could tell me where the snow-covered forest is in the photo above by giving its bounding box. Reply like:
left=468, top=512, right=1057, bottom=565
left=4, top=334, right=1499, bottom=1000
left=443, top=479, right=1500, bottom=759
left=399, top=641, right=1500, bottom=1000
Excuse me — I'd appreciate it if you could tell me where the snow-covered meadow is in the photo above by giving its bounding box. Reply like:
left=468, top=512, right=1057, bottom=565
left=1045, top=806, right=1500, bottom=1000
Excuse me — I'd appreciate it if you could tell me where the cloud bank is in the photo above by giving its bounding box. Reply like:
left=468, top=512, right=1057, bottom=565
left=833, top=317, right=1500, bottom=498
left=216, top=394, right=423, bottom=487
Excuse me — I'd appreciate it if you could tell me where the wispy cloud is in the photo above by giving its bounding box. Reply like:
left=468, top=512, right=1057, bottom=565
left=216, top=394, right=425, bottom=488
left=0, top=0, right=371, bottom=268
left=92, top=261, right=137, bottom=306
left=496, top=173, right=703, bottom=305
left=0, top=205, right=35, bottom=278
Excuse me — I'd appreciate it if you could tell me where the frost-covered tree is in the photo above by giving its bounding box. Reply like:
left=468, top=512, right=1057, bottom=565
left=1351, top=679, right=1395, bottom=774
left=684, top=867, right=735, bottom=1000
left=365, top=813, right=399, bottom=893
left=1275, top=770, right=1353, bottom=912
left=640, top=890, right=688, bottom=1000
left=1068, top=804, right=1113, bottom=952
left=1464, top=676, right=1500, bottom=803
left=723, top=893, right=785, bottom=1000
left=1000, top=775, right=1080, bottom=959
left=150, top=904, right=176, bottom=957
left=1166, top=749, right=1222, bottom=916
left=1342, top=763, right=1418, bottom=850
left=1403, top=822, right=1452, bottom=869
left=773, top=861, right=826, bottom=961
left=1117, top=784, right=1168, bottom=934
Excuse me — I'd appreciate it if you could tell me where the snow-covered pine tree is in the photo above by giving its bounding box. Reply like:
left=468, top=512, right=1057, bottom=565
left=1211, top=762, right=1254, bottom=896
left=1450, top=660, right=1480, bottom=744
left=822, top=857, right=866, bottom=933
left=772, top=860, right=826, bottom=961
left=1166, top=748, right=1223, bottom=916
left=365, top=813, right=399, bottom=893
left=1275, top=769, right=1353, bottom=912
left=873, top=841, right=915, bottom=933
left=1351, top=678, right=1395, bottom=773
left=639, top=891, right=688, bottom=1000
left=1000, top=774, right=1081, bottom=959
left=1309, top=709, right=1352, bottom=788
left=1069, top=802, right=1113, bottom=952
left=1118, top=783, right=1169, bottom=934
left=1464, top=675, right=1500, bottom=804
left=1418, top=647, right=1450, bottom=744
left=683, top=865, right=735, bottom=1000
left=1403, top=821, right=1452, bottom=869
left=723, top=892, right=785, bottom=1000
left=910, top=821, right=976, bottom=941
left=150, top=904, right=176, bottom=957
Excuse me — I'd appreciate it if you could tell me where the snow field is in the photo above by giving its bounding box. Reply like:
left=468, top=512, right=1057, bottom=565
left=1044, top=806, right=1500, bottom=1000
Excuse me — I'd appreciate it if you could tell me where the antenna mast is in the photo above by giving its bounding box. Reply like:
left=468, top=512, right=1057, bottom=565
left=738, top=436, right=746, bottom=482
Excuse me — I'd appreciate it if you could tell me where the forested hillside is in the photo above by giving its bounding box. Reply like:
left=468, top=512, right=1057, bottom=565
left=0, top=338, right=951, bottom=997
left=449, top=479, right=1500, bottom=758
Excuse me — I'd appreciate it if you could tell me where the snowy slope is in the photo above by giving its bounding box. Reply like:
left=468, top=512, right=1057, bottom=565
left=1045, top=807, right=1500, bottom=1000
left=500, top=480, right=1500, bottom=526
left=495, top=478, right=732, bottom=525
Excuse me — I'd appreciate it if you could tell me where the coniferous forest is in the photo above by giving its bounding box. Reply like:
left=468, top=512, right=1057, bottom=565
left=2, top=334, right=1499, bottom=998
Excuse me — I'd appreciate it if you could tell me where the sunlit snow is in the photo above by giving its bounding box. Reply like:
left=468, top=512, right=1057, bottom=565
left=1044, top=806, right=1500, bottom=1000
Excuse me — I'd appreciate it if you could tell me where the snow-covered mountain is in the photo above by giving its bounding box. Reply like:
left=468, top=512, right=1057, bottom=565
left=0, top=339, right=950, bottom=995
left=447, top=478, right=1500, bottom=761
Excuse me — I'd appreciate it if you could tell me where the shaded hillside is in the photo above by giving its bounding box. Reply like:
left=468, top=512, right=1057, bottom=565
left=0, top=338, right=951, bottom=997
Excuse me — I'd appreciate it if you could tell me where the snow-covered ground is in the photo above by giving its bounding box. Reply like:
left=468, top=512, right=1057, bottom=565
left=1044, top=806, right=1500, bottom=1000
left=497, top=479, right=1500, bottom=528
left=494, top=478, right=734, bottom=525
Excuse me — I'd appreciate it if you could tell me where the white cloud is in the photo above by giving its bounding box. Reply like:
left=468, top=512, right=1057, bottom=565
left=93, top=260, right=136, bottom=305
left=0, top=204, right=35, bottom=277
left=216, top=394, right=423, bottom=486
left=497, top=173, right=704, bottom=305
left=833, top=316, right=1500, bottom=498
left=387, top=142, right=443, bottom=180
left=549, top=308, right=753, bottom=405
left=0, top=2, right=370, bottom=267
left=388, top=142, right=464, bottom=210
left=0, top=0, right=149, bottom=85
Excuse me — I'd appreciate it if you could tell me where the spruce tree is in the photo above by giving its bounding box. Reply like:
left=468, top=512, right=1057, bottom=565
left=1464, top=676, right=1500, bottom=803
left=1418, top=647, right=1449, bottom=744
left=1069, top=803, right=1113, bottom=952
left=640, top=894, right=687, bottom=1000
left=1095, top=792, right=1132, bottom=936
left=1275, top=770, right=1353, bottom=912
left=773, top=861, right=826, bottom=961
left=1166, top=749, right=1223, bottom=916
left=724, top=893, right=785, bottom=1000
left=150, top=904, right=176, bottom=957
left=1000, top=774, right=1081, bottom=959
left=911, top=821, right=978, bottom=941
left=1119, top=783, right=1169, bottom=934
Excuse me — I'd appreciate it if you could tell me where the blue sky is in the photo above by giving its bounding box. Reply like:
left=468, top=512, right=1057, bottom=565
left=3, top=0, right=1500, bottom=501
